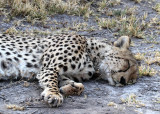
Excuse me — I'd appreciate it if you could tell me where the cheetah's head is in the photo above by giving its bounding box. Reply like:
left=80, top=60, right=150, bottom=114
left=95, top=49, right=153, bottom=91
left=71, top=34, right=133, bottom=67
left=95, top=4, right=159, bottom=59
left=99, top=36, right=138, bottom=86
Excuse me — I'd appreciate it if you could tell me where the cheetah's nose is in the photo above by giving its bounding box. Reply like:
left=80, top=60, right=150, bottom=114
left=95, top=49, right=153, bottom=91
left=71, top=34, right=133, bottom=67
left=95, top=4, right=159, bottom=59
left=120, top=77, right=126, bottom=85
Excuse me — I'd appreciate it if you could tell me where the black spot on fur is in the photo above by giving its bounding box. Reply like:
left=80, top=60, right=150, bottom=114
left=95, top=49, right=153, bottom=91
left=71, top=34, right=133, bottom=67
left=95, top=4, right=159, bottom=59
left=78, top=46, right=81, bottom=50
left=18, top=54, right=22, bottom=57
left=32, top=59, right=36, bottom=62
left=1, top=61, right=7, bottom=69
left=26, top=63, right=33, bottom=67
left=7, top=58, right=12, bottom=61
left=58, top=57, right=63, bottom=60
left=25, top=54, right=29, bottom=56
left=52, top=59, right=55, bottom=63
left=8, top=48, right=13, bottom=51
left=64, top=44, right=68, bottom=47
left=6, top=52, right=10, bottom=55
left=69, top=59, right=72, bottom=63
left=88, top=64, right=92, bottom=68
left=59, top=64, right=63, bottom=68
left=71, top=64, right=76, bottom=69
left=64, top=50, right=68, bottom=53
left=72, top=45, right=75, bottom=48
left=67, top=47, right=71, bottom=50
left=73, top=77, right=79, bottom=82
left=51, top=54, right=54, bottom=58
left=59, top=48, right=63, bottom=51
left=1, top=45, right=5, bottom=48
left=14, top=57, right=19, bottom=62
left=75, top=50, right=78, bottom=53
left=56, top=53, right=59, bottom=56
left=45, top=57, right=49, bottom=61
left=34, top=64, right=38, bottom=68
left=68, top=53, right=72, bottom=56
left=78, top=63, right=81, bottom=69
left=88, top=72, right=93, bottom=76
left=79, top=54, right=82, bottom=58
left=63, top=59, right=67, bottom=62
left=63, top=66, right=68, bottom=72
left=72, top=56, right=76, bottom=61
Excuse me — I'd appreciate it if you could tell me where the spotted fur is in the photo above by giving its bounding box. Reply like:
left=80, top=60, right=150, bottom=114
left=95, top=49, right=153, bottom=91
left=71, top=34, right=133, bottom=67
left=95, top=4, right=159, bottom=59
left=0, top=33, right=138, bottom=107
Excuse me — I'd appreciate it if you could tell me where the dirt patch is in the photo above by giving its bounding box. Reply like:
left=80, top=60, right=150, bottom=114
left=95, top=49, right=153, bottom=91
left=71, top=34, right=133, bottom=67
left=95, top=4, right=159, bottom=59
left=0, top=77, right=160, bottom=114
left=0, top=0, right=160, bottom=114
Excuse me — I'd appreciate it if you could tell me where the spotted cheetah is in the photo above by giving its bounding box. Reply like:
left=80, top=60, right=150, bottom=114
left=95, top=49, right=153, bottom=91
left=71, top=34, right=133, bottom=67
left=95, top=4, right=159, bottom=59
left=0, top=33, right=138, bottom=107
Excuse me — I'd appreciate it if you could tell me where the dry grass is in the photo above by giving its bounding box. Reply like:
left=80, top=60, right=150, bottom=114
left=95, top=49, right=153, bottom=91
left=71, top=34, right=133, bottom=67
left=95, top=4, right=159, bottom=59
left=6, top=104, right=25, bottom=111
left=121, top=93, right=145, bottom=107
left=0, top=0, right=92, bottom=22
left=153, top=3, right=160, bottom=13
left=47, top=0, right=92, bottom=18
left=149, top=17, right=160, bottom=30
left=96, top=0, right=148, bottom=39
left=131, top=0, right=155, bottom=3
left=98, top=0, right=121, bottom=9
left=69, top=22, right=96, bottom=32
left=98, top=18, right=117, bottom=29
left=5, top=26, right=18, bottom=34
left=112, top=7, right=136, bottom=17
left=0, top=0, right=158, bottom=39
left=134, top=53, right=145, bottom=61
left=139, top=65, right=157, bottom=76
left=155, top=98, right=160, bottom=104
left=131, top=0, right=142, bottom=3
left=118, top=15, right=147, bottom=38
left=10, top=0, right=46, bottom=22
left=97, top=14, right=147, bottom=38
left=107, top=102, right=117, bottom=106
left=145, top=52, right=160, bottom=65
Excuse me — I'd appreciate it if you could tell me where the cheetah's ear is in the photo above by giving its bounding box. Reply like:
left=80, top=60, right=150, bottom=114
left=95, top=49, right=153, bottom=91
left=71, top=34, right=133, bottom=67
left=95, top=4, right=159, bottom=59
left=114, top=36, right=131, bottom=49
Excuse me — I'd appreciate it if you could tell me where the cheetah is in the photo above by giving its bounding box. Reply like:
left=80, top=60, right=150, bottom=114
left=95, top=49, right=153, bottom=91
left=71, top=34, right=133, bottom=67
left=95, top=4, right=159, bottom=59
left=0, top=33, right=138, bottom=107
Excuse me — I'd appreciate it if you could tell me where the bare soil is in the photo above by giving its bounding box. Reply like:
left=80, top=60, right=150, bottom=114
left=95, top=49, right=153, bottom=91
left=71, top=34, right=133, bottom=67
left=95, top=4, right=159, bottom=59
left=0, top=0, right=160, bottom=114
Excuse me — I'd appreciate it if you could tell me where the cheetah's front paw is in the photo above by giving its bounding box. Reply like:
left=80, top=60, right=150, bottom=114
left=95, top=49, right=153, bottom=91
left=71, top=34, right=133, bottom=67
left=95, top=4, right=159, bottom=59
left=41, top=88, right=63, bottom=107
left=60, top=82, right=84, bottom=96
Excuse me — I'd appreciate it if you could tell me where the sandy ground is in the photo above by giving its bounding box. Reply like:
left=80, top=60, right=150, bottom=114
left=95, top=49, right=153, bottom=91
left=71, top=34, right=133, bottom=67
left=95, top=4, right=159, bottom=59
left=0, top=0, right=160, bottom=114
left=0, top=75, right=160, bottom=114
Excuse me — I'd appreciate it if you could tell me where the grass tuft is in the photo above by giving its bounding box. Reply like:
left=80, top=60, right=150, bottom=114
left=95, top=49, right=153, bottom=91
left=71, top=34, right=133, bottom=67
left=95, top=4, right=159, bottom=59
left=97, top=14, right=147, bottom=38
left=98, top=18, right=117, bottom=29
left=139, top=65, right=157, bottom=76
left=6, top=104, right=25, bottom=111
left=10, top=0, right=47, bottom=21
left=121, top=93, right=145, bottom=107
left=145, top=52, right=160, bottom=65
left=0, top=0, right=92, bottom=23
left=153, top=3, right=160, bottom=13
left=5, top=26, right=18, bottom=34
left=118, top=15, right=146, bottom=38
left=131, top=0, right=142, bottom=3
left=134, top=53, right=145, bottom=61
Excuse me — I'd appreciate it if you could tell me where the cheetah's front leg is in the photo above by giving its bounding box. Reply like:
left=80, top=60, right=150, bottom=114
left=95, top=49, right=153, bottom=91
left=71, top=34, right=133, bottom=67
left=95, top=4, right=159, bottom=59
left=37, top=68, right=63, bottom=107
